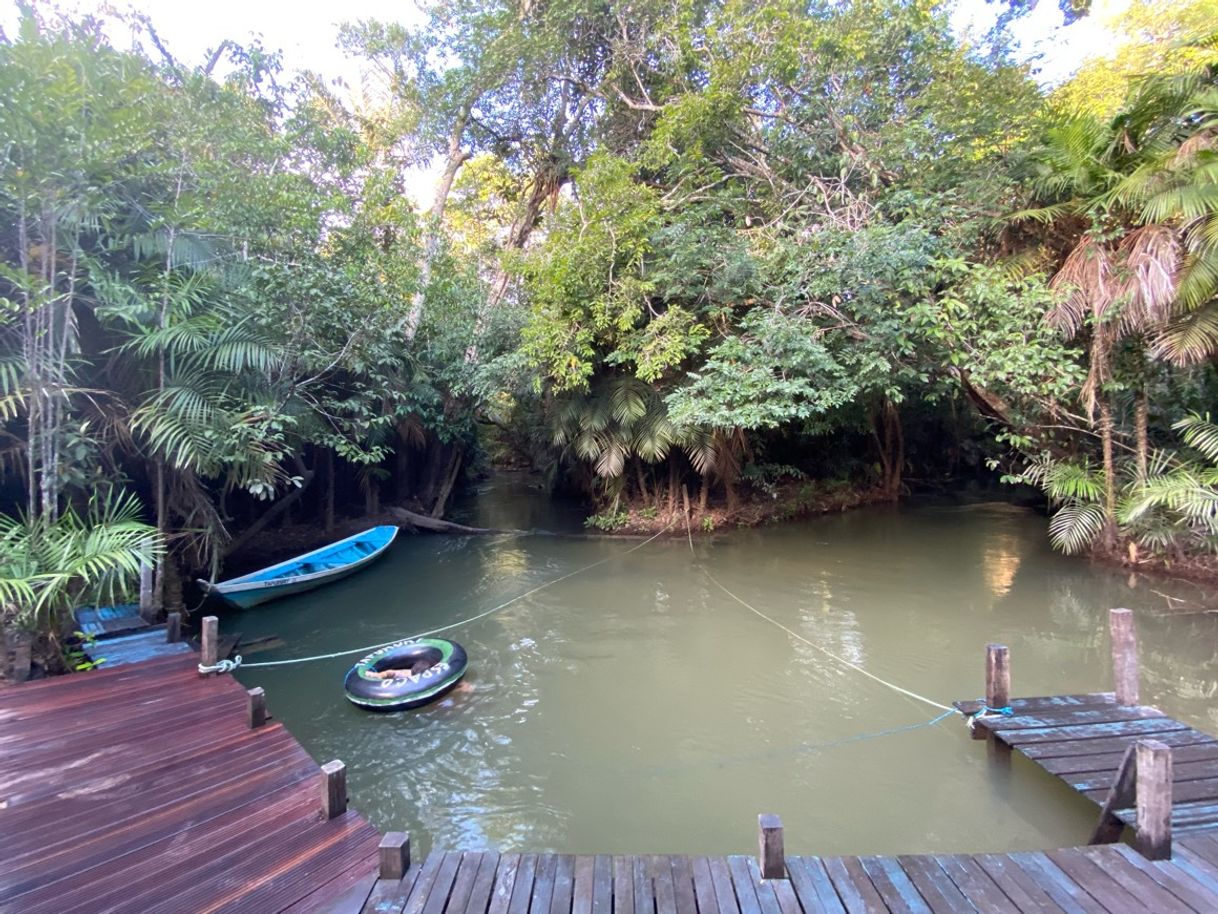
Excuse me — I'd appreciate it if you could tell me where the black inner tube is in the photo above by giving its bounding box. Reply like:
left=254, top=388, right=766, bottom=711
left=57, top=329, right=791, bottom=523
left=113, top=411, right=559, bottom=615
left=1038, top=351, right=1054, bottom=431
left=371, top=645, right=442, bottom=676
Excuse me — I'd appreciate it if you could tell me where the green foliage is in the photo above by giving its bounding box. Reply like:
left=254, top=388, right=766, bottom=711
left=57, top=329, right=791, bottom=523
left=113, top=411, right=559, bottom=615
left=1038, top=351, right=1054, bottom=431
left=0, top=491, right=159, bottom=628
left=585, top=508, right=630, bottom=531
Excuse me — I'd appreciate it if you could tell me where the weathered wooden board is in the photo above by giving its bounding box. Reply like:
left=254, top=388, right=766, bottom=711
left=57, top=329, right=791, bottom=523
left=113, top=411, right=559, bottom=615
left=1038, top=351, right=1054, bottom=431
left=0, top=653, right=378, bottom=914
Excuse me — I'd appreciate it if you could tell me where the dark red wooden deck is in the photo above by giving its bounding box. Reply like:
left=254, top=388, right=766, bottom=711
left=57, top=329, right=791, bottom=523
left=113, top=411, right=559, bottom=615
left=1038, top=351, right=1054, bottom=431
left=0, top=653, right=380, bottom=914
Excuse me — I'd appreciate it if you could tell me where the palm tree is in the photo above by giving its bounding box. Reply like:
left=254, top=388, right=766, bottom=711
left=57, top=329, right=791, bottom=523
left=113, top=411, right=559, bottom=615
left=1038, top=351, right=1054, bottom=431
left=1017, top=115, right=1182, bottom=542
left=0, top=490, right=160, bottom=673
left=550, top=375, right=716, bottom=513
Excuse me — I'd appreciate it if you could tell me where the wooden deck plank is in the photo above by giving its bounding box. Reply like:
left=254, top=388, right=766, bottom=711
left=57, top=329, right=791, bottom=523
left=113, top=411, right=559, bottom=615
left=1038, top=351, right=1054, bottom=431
left=1018, top=729, right=1216, bottom=760
left=857, top=856, right=931, bottom=914
left=895, top=855, right=975, bottom=914
left=741, top=858, right=785, bottom=914
left=668, top=857, right=699, bottom=914
left=631, top=855, right=653, bottom=914
left=572, top=856, right=596, bottom=914
left=785, top=857, right=848, bottom=914
left=487, top=854, right=524, bottom=914
left=823, top=857, right=887, bottom=914
left=725, top=856, right=764, bottom=914
left=708, top=857, right=742, bottom=914
left=650, top=855, right=679, bottom=914
left=507, top=855, right=539, bottom=914
left=1013, top=853, right=1115, bottom=914
left=551, top=855, right=576, bottom=914
left=690, top=858, right=721, bottom=914
left=449, top=853, right=490, bottom=914
left=974, top=854, right=1073, bottom=914
left=530, top=853, right=559, bottom=914
left=1041, top=743, right=1218, bottom=776
left=362, top=860, right=426, bottom=914
left=980, top=706, right=1167, bottom=733
left=1101, top=844, right=1218, bottom=914
left=995, top=718, right=1195, bottom=746
left=283, top=861, right=380, bottom=914
left=612, top=857, right=636, bottom=914
left=931, top=856, right=1022, bottom=914
left=591, top=856, right=614, bottom=914
left=462, top=852, right=503, bottom=914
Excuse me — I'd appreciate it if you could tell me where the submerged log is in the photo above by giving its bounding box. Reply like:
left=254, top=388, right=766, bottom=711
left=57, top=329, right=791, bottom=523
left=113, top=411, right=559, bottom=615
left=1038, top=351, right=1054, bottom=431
left=388, top=506, right=511, bottom=535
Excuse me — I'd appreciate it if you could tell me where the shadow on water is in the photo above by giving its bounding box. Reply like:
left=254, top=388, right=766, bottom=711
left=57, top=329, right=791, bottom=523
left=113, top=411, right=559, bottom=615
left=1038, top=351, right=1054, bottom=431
left=228, top=481, right=1218, bottom=856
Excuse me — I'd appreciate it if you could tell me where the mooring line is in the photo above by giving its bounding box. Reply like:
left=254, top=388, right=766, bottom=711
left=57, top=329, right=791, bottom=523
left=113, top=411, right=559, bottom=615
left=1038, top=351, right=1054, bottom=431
left=681, top=519, right=957, bottom=715
left=242, top=523, right=674, bottom=669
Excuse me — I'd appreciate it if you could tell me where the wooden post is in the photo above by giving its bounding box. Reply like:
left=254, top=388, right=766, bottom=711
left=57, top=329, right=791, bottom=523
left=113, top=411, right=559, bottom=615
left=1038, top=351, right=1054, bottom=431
left=321, top=760, right=347, bottom=819
left=1135, top=740, right=1172, bottom=860
left=247, top=687, right=267, bottom=729
left=379, top=832, right=411, bottom=880
left=972, top=643, right=1009, bottom=741
left=1110, top=608, right=1140, bottom=706
left=986, top=644, right=1010, bottom=709
left=165, top=611, right=181, bottom=643
left=758, top=814, right=785, bottom=879
left=199, top=616, right=218, bottom=675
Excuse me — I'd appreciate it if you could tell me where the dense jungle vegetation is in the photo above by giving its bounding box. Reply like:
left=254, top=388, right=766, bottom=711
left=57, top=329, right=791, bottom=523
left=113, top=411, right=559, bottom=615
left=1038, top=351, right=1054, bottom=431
left=2, top=0, right=1218, bottom=666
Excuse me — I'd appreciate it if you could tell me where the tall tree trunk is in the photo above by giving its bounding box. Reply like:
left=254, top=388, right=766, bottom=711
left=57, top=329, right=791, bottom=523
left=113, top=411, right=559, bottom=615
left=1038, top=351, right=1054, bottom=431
left=1099, top=397, right=1119, bottom=548
left=365, top=477, right=380, bottom=516
left=1134, top=388, right=1149, bottom=482
left=403, top=109, right=471, bottom=341
left=430, top=450, right=463, bottom=519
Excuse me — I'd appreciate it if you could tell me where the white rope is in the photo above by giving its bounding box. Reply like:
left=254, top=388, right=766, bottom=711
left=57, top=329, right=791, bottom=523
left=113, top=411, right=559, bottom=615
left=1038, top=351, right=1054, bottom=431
left=682, top=511, right=956, bottom=716
left=243, top=524, right=673, bottom=669
left=198, top=655, right=243, bottom=674
left=701, top=567, right=956, bottom=713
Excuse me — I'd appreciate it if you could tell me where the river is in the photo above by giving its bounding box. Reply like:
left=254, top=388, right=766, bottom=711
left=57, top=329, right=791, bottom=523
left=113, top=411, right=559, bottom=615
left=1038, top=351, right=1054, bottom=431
left=229, top=475, right=1218, bottom=856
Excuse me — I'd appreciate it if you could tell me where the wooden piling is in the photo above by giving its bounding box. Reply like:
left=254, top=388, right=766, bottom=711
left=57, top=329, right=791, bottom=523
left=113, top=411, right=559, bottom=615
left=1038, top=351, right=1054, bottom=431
left=971, top=643, right=1010, bottom=741
left=165, top=612, right=181, bottom=644
left=321, top=760, right=347, bottom=819
left=758, top=814, right=785, bottom=879
left=986, top=644, right=1010, bottom=709
left=247, top=687, right=267, bottom=729
left=200, top=616, right=218, bottom=675
left=1110, top=608, right=1140, bottom=706
left=379, top=832, right=411, bottom=880
left=1135, top=740, right=1173, bottom=860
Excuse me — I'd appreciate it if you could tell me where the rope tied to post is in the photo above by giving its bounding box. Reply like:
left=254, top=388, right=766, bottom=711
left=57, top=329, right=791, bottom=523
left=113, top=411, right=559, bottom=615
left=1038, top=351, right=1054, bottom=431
left=198, top=655, right=243, bottom=675
left=966, top=699, right=1013, bottom=732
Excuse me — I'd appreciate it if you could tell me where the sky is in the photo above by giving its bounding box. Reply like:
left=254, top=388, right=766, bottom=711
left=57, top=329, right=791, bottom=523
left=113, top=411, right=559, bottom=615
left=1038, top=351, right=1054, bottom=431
left=2, top=0, right=1136, bottom=90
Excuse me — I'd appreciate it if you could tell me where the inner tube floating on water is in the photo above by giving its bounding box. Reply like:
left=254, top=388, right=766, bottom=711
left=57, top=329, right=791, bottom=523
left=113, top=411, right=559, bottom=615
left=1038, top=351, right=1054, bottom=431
left=344, top=638, right=468, bottom=711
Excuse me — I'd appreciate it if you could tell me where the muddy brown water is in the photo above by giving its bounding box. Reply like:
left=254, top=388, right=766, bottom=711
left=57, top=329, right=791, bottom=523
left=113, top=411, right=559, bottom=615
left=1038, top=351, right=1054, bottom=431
left=229, top=477, right=1218, bottom=856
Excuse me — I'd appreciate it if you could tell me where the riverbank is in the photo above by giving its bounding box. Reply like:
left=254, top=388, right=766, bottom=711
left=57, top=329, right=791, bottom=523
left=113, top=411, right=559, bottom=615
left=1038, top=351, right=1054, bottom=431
left=585, top=479, right=891, bottom=535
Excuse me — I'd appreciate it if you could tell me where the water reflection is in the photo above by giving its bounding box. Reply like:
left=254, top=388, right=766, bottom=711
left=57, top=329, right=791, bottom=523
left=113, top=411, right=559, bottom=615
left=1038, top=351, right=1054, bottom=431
left=982, top=532, right=1022, bottom=597
left=230, top=490, right=1218, bottom=857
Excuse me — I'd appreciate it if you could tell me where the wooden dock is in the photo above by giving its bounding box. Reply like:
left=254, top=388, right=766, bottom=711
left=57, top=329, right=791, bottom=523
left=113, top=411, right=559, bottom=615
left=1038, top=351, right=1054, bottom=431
left=956, top=608, right=1218, bottom=863
left=351, top=842, right=1218, bottom=914
left=0, top=649, right=381, bottom=914
left=7, top=608, right=1218, bottom=914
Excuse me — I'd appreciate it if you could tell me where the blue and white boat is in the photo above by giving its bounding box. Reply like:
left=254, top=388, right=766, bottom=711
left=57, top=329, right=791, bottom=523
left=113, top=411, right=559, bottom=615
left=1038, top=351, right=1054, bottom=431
left=199, top=525, right=398, bottom=609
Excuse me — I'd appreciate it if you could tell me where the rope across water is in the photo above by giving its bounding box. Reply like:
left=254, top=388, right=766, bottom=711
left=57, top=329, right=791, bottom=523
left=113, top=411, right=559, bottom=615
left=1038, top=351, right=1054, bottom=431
left=240, top=524, right=674, bottom=669
left=682, top=507, right=958, bottom=715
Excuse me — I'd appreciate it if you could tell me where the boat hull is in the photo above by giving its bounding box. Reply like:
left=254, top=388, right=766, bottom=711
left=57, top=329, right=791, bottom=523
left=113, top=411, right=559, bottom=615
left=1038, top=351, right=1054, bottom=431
left=203, top=525, right=398, bottom=609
